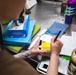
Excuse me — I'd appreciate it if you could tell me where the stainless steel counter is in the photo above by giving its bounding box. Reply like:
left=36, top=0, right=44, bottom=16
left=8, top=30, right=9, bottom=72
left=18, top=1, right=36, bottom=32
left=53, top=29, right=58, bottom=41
left=30, top=1, right=76, bottom=38
left=30, top=1, right=63, bottom=30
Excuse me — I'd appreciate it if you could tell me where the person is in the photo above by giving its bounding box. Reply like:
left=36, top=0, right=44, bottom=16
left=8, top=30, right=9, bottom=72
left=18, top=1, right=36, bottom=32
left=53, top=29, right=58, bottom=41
left=0, top=0, right=63, bottom=75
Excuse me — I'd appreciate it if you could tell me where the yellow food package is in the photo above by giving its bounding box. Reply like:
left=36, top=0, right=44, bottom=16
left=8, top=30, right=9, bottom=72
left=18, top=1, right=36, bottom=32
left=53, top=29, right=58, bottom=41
left=41, top=41, right=51, bottom=51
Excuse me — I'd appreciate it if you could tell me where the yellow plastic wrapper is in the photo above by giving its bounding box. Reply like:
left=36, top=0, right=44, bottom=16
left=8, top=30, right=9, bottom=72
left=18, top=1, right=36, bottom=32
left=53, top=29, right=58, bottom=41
left=41, top=41, right=51, bottom=51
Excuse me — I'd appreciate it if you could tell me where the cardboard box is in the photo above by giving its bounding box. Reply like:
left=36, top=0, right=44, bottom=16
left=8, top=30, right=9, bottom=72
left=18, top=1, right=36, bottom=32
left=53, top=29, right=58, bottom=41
left=9, top=15, right=30, bottom=38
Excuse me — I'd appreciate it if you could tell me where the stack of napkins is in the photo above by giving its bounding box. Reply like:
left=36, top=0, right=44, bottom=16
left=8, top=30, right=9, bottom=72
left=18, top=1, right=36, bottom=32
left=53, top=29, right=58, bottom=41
left=3, top=15, right=36, bottom=46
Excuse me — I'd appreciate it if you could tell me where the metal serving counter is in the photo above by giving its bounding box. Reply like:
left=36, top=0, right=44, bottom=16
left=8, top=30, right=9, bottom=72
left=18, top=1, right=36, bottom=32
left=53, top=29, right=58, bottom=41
left=30, top=1, right=63, bottom=30
left=30, top=0, right=76, bottom=39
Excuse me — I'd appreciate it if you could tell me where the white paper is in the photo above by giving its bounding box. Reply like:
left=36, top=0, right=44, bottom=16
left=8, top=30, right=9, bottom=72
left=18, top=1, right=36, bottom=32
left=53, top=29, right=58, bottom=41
left=72, top=31, right=76, bottom=37
left=72, top=31, right=76, bottom=47
left=58, top=58, right=69, bottom=75
left=60, top=35, right=76, bottom=56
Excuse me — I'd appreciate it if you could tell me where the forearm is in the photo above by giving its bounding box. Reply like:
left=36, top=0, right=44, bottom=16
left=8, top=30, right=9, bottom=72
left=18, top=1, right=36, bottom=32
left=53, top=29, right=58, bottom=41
left=13, top=50, right=32, bottom=59
left=46, top=54, right=59, bottom=75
